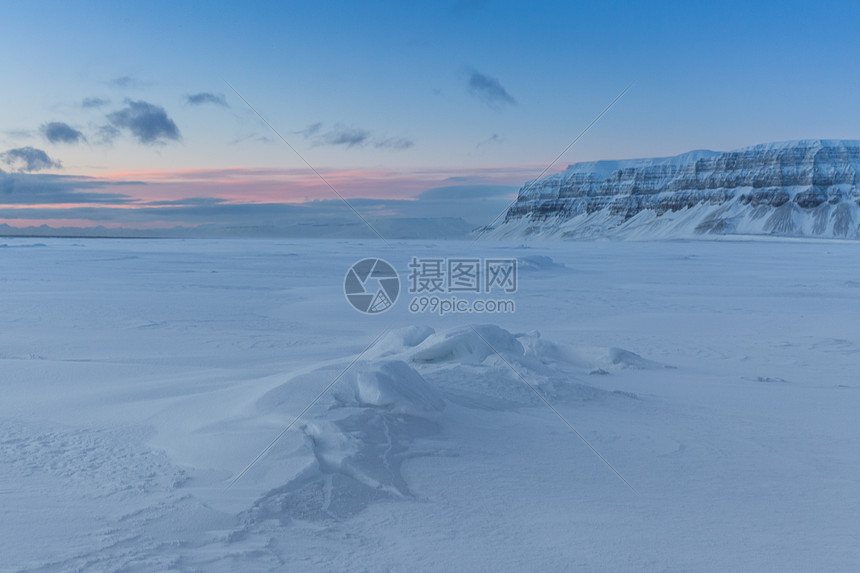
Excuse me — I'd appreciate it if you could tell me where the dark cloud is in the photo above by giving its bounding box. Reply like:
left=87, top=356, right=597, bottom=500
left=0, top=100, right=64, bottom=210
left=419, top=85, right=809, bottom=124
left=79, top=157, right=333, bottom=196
left=0, top=198, right=476, bottom=239
left=468, top=69, right=516, bottom=109
left=228, top=133, right=274, bottom=146
left=186, top=92, right=228, bottom=107
left=298, top=122, right=323, bottom=138
left=41, top=122, right=86, bottom=145
left=477, top=133, right=503, bottom=147
left=146, top=197, right=227, bottom=206
left=319, top=126, right=370, bottom=148
left=0, top=170, right=139, bottom=204
left=110, top=75, right=146, bottom=88
left=300, top=123, right=412, bottom=150
left=82, top=97, right=109, bottom=109
left=3, top=129, right=34, bottom=140
left=375, top=137, right=415, bottom=150
left=0, top=180, right=514, bottom=237
left=0, top=147, right=62, bottom=172
left=106, top=100, right=181, bottom=145
left=96, top=124, right=121, bottom=145
left=416, top=184, right=517, bottom=201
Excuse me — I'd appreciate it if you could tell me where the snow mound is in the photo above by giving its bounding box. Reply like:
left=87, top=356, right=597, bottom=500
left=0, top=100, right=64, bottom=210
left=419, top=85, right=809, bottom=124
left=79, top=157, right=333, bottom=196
left=597, top=347, right=666, bottom=370
left=409, top=327, right=621, bottom=408
left=0, top=242, right=47, bottom=248
left=411, top=325, right=524, bottom=364
left=549, top=345, right=668, bottom=373
left=517, top=255, right=565, bottom=271
left=522, top=335, right=587, bottom=368
left=333, top=360, right=445, bottom=415
left=247, top=411, right=441, bottom=522
left=241, top=325, right=632, bottom=526
left=370, top=325, right=436, bottom=358
left=244, top=359, right=446, bottom=523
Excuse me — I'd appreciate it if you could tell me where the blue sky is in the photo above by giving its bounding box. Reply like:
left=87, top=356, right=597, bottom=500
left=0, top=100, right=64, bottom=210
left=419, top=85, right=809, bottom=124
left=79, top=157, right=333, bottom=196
left=2, top=0, right=859, bottom=234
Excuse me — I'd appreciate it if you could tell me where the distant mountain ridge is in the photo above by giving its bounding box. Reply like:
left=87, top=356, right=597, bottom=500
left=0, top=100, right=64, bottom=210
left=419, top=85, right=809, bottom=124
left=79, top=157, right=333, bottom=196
left=487, top=139, right=860, bottom=240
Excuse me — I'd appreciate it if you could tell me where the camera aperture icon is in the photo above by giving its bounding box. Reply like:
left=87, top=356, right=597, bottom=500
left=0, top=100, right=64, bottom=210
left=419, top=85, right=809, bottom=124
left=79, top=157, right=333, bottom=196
left=344, top=258, right=400, bottom=314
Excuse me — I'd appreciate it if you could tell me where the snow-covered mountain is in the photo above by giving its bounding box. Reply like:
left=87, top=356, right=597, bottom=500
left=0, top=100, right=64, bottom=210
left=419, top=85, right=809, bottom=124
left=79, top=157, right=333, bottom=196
left=486, top=140, right=860, bottom=240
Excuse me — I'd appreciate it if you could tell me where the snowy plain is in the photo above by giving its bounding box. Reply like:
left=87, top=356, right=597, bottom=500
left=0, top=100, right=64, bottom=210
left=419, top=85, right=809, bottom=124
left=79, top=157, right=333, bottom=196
left=1, top=237, right=859, bottom=572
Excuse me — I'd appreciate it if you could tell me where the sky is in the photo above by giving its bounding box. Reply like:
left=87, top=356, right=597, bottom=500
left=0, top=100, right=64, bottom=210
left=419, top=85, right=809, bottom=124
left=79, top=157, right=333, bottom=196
left=2, top=0, right=860, bottom=235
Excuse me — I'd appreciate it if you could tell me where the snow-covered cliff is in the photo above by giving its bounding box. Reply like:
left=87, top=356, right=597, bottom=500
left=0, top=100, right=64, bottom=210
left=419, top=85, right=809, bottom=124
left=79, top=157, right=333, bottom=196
left=487, top=140, right=860, bottom=240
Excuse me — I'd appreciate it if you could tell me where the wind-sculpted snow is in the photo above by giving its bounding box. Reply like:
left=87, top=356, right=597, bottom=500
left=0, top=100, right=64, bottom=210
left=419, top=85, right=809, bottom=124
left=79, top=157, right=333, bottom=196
left=333, top=360, right=446, bottom=414
left=411, top=325, right=524, bottom=364
left=241, top=325, right=625, bottom=526
left=489, top=139, right=860, bottom=239
left=247, top=360, right=447, bottom=522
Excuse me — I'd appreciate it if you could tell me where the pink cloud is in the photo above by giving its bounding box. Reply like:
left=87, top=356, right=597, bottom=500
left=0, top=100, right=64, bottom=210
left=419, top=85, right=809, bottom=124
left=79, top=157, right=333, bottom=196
left=0, top=163, right=551, bottom=230
left=0, top=218, right=187, bottom=229
left=95, top=164, right=545, bottom=205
